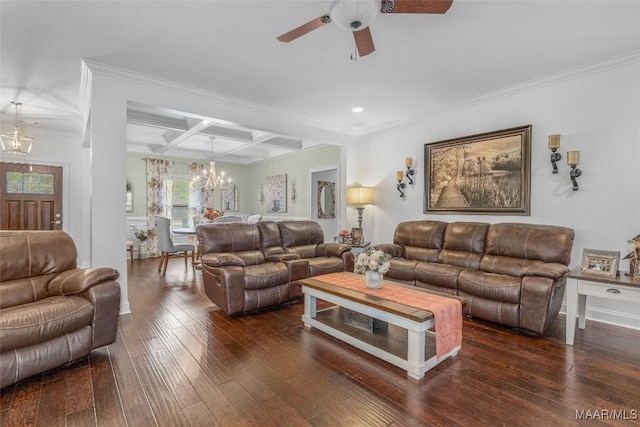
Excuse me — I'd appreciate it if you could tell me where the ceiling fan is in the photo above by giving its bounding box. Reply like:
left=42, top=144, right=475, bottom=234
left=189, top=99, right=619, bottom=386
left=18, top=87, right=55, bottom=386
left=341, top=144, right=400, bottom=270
left=277, top=0, right=453, bottom=57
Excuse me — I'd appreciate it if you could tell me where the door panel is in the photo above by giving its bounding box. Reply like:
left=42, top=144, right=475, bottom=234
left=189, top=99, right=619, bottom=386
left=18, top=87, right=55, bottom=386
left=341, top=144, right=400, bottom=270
left=0, top=162, right=63, bottom=230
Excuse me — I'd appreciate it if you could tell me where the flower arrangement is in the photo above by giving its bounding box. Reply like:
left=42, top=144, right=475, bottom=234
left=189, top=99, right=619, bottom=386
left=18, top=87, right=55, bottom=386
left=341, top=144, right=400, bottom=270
left=204, top=206, right=224, bottom=221
left=338, top=229, right=351, bottom=238
left=356, top=247, right=392, bottom=275
left=133, top=227, right=153, bottom=241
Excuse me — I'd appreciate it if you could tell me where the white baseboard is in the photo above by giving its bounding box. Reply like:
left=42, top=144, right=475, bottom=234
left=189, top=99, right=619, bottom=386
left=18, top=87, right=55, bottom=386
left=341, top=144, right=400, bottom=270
left=561, top=302, right=640, bottom=330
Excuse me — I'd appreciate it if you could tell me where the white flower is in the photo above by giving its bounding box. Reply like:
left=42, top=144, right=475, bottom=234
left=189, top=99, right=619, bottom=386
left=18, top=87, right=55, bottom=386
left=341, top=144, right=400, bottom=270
left=355, top=247, right=392, bottom=275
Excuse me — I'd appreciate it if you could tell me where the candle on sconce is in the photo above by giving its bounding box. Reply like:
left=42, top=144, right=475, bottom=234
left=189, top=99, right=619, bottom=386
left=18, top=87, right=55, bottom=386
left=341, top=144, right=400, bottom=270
left=567, top=151, right=580, bottom=166
left=405, top=157, right=412, bottom=167
left=548, top=135, right=560, bottom=150
left=396, top=171, right=404, bottom=181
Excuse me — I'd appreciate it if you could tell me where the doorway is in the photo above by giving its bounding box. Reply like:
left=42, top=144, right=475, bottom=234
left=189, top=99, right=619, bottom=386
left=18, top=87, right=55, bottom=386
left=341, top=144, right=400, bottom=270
left=0, top=162, right=63, bottom=230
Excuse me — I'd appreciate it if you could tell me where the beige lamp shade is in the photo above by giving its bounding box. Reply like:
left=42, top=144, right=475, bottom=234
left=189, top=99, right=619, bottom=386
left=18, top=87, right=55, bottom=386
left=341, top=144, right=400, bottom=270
left=347, top=186, right=374, bottom=205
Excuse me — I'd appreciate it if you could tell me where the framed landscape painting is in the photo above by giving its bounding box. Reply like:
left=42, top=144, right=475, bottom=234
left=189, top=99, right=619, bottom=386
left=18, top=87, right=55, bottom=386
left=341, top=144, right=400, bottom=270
left=424, top=125, right=531, bottom=215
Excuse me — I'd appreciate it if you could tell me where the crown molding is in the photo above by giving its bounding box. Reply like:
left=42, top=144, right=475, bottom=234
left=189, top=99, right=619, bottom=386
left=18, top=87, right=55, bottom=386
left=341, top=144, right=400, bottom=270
left=353, top=50, right=640, bottom=138
left=82, top=59, right=360, bottom=139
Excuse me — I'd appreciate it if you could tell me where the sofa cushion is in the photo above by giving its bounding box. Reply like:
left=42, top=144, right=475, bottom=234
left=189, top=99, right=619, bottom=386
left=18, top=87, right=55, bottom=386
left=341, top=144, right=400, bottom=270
left=415, top=261, right=463, bottom=290
left=243, top=263, right=290, bottom=290
left=385, top=258, right=419, bottom=282
left=480, top=255, right=542, bottom=278
left=393, top=221, right=447, bottom=262
left=279, top=221, right=324, bottom=247
left=197, top=223, right=261, bottom=254
left=307, top=258, right=346, bottom=276
left=0, top=231, right=77, bottom=282
left=286, top=245, right=317, bottom=259
left=0, top=296, right=94, bottom=352
left=438, top=222, right=489, bottom=269
left=485, top=223, right=574, bottom=265
left=0, top=276, right=52, bottom=309
left=458, top=270, right=521, bottom=304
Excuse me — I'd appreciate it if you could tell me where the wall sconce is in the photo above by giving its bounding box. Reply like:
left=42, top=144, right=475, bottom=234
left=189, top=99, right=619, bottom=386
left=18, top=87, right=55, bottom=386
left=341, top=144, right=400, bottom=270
left=548, top=134, right=561, bottom=174
left=567, top=150, right=582, bottom=191
left=405, top=157, right=415, bottom=184
left=290, top=179, right=297, bottom=204
left=396, top=171, right=406, bottom=198
left=258, top=184, right=265, bottom=204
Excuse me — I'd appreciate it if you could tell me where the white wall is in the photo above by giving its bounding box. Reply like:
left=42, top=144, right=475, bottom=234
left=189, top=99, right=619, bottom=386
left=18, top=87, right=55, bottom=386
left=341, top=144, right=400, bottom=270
left=352, top=61, right=640, bottom=328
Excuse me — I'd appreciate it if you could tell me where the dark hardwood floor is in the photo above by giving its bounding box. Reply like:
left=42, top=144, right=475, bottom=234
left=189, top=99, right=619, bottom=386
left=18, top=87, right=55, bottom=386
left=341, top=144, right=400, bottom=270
left=2, top=258, right=639, bottom=426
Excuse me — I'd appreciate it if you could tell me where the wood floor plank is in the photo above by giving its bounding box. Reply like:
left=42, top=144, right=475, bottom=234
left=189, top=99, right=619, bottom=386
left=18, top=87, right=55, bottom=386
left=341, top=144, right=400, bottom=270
left=3, top=257, right=640, bottom=426
left=130, top=353, right=190, bottom=427
left=34, top=378, right=66, bottom=427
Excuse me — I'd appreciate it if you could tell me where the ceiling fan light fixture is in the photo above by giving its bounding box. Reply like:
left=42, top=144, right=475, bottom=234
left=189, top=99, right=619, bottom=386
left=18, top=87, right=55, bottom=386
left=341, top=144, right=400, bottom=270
left=330, top=0, right=380, bottom=32
left=1, top=101, right=33, bottom=155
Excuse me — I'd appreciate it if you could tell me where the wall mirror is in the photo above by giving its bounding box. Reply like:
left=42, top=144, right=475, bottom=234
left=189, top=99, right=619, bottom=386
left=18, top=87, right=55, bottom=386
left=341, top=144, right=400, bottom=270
left=126, top=179, right=133, bottom=212
left=221, top=183, right=239, bottom=212
left=317, top=180, right=336, bottom=219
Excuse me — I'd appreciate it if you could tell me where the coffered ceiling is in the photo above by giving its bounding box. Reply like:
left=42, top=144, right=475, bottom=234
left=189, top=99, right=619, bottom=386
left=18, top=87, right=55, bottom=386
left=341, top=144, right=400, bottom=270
left=1, top=1, right=639, bottom=162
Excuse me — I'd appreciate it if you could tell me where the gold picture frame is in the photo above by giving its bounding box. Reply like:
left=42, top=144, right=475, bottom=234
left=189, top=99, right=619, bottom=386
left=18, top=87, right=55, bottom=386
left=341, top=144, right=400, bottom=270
left=580, top=249, right=620, bottom=278
left=424, top=125, right=531, bottom=215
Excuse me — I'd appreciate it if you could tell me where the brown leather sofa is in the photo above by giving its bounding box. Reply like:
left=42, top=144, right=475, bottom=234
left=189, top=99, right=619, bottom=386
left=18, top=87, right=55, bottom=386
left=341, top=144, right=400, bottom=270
left=0, top=231, right=120, bottom=388
left=198, top=221, right=354, bottom=315
left=375, top=221, right=574, bottom=334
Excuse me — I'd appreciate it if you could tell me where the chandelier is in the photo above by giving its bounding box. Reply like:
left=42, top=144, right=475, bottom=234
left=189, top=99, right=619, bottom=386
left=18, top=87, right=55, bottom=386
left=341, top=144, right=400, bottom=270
left=192, top=137, right=232, bottom=191
left=1, top=101, right=33, bottom=155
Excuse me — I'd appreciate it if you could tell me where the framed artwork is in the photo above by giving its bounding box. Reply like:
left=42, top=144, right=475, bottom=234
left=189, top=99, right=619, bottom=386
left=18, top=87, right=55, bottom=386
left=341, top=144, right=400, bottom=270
left=221, top=183, right=238, bottom=212
left=424, top=125, right=531, bottom=215
left=580, top=249, right=620, bottom=278
left=265, top=173, right=287, bottom=213
left=317, top=180, right=336, bottom=219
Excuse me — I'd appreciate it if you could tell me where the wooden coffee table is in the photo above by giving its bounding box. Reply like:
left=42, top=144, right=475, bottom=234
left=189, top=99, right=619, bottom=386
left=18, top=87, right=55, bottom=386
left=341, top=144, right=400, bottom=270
left=299, top=273, right=465, bottom=380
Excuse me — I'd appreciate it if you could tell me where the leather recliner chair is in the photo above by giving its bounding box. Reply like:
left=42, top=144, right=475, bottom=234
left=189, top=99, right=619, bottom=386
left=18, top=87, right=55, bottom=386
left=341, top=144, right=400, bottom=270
left=0, top=231, right=121, bottom=388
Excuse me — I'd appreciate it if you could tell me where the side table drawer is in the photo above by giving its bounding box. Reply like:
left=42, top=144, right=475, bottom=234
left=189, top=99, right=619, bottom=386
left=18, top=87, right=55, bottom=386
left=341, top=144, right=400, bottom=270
left=579, top=280, right=640, bottom=303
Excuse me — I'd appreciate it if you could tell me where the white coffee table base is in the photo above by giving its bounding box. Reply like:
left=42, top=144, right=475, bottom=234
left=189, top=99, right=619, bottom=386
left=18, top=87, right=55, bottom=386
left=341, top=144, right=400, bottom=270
left=302, top=286, right=460, bottom=380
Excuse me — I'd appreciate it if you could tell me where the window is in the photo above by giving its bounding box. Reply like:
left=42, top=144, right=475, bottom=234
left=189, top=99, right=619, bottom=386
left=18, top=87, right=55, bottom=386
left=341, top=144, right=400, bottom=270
left=163, top=176, right=192, bottom=227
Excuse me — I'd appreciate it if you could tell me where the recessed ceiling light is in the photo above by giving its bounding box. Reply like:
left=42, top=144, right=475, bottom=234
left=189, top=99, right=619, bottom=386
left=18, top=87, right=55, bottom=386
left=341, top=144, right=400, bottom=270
left=351, top=107, right=364, bottom=113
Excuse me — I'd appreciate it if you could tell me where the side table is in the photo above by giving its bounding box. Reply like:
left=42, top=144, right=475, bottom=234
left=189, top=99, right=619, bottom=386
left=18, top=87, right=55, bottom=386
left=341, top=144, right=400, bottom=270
left=350, top=242, right=370, bottom=257
left=565, top=267, right=640, bottom=345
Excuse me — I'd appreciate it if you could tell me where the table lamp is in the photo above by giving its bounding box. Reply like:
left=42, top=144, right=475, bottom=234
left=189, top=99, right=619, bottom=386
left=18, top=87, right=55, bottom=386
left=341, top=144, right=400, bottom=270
left=347, top=185, right=375, bottom=239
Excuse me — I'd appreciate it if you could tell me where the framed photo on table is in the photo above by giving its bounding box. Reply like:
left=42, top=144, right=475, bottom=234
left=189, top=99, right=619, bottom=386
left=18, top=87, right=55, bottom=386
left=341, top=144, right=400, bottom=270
left=351, top=228, right=362, bottom=245
left=580, top=249, right=620, bottom=278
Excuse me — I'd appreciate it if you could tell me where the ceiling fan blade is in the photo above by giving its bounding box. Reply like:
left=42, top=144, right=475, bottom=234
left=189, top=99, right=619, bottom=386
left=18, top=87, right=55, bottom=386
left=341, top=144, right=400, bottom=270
left=277, top=15, right=330, bottom=42
left=387, top=0, right=453, bottom=14
left=353, top=27, right=375, bottom=57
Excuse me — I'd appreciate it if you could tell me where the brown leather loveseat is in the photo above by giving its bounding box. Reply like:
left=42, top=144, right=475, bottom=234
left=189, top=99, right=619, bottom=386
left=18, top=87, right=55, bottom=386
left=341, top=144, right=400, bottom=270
left=198, top=221, right=354, bottom=315
left=376, top=221, right=574, bottom=334
left=0, top=231, right=121, bottom=388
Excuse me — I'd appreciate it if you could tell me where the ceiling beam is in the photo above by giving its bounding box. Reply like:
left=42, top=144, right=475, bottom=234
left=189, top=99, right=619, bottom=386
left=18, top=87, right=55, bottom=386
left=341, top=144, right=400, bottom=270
left=152, top=119, right=213, bottom=154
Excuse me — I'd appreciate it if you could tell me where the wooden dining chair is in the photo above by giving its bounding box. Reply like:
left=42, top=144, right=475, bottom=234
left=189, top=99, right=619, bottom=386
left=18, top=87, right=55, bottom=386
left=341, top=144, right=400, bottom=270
left=154, top=216, right=195, bottom=274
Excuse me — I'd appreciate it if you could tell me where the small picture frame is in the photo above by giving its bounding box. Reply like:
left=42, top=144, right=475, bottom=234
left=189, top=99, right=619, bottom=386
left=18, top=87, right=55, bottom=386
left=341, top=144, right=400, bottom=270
left=580, top=249, right=620, bottom=278
left=351, top=228, right=362, bottom=245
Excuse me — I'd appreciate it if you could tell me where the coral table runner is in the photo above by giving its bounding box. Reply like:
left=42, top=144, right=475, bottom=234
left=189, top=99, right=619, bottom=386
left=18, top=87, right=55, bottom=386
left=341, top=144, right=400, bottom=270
left=312, top=273, right=462, bottom=359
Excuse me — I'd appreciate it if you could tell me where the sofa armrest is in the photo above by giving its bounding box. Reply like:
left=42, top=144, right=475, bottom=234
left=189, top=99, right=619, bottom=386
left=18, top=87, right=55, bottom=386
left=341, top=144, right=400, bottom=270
left=81, top=281, right=121, bottom=348
left=267, top=253, right=301, bottom=262
left=374, top=244, right=405, bottom=258
left=316, top=243, right=351, bottom=257
left=284, top=259, right=310, bottom=281
left=523, top=262, right=569, bottom=279
left=201, top=253, right=245, bottom=267
left=48, top=268, right=119, bottom=296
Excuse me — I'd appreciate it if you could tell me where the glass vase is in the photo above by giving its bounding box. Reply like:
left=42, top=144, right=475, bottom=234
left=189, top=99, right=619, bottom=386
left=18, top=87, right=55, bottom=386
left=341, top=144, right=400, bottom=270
left=365, top=270, right=383, bottom=289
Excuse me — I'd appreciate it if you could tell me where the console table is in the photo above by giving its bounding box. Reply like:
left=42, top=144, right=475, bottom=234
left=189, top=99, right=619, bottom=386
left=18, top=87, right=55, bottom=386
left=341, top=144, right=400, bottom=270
left=565, top=267, right=640, bottom=345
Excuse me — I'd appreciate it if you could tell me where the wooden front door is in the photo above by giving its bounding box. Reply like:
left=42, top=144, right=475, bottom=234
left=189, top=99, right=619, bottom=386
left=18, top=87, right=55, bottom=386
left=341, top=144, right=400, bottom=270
left=0, top=162, right=63, bottom=230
